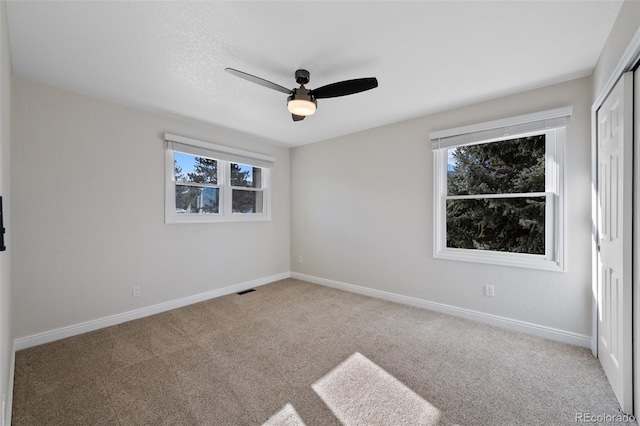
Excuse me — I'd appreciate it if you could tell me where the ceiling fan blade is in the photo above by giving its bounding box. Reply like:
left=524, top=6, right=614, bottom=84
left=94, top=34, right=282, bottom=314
left=292, top=114, right=305, bottom=122
left=225, top=68, right=292, bottom=94
left=310, top=77, right=378, bottom=99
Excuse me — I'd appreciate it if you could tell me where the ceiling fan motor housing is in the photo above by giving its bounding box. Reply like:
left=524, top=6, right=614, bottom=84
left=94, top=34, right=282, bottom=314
left=295, top=69, right=311, bottom=85
left=288, top=86, right=316, bottom=104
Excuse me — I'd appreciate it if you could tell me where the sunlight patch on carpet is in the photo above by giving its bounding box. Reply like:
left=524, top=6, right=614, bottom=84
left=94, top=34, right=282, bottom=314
left=312, top=352, right=441, bottom=425
left=262, top=403, right=307, bottom=426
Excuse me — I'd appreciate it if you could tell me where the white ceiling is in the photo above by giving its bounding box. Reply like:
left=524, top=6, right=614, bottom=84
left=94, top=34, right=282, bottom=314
left=6, top=1, right=623, bottom=147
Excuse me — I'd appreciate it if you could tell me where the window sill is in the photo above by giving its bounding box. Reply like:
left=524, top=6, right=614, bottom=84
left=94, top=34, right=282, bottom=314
left=165, top=213, right=271, bottom=224
left=435, top=248, right=564, bottom=272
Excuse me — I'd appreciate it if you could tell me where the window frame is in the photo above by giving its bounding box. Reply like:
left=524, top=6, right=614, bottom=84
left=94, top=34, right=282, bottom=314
left=431, top=107, right=572, bottom=272
left=164, top=134, right=273, bottom=224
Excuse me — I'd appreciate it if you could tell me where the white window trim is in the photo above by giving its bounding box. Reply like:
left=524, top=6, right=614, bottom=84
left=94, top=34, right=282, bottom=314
left=164, top=133, right=274, bottom=224
left=430, top=107, right=572, bottom=272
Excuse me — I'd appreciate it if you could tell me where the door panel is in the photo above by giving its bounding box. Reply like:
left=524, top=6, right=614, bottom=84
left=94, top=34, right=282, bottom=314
left=597, top=72, right=633, bottom=414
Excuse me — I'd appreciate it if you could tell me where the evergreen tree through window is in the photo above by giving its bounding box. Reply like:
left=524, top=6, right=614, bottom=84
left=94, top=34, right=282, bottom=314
left=446, top=135, right=546, bottom=254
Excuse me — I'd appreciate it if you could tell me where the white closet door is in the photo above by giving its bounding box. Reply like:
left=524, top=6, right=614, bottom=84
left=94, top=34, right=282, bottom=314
left=597, top=71, right=633, bottom=414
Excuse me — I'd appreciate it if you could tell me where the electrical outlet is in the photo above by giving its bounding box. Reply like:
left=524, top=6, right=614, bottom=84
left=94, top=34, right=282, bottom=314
left=485, top=285, right=495, bottom=297
left=2, top=394, right=5, bottom=426
left=132, top=286, right=141, bottom=298
left=298, top=255, right=303, bottom=264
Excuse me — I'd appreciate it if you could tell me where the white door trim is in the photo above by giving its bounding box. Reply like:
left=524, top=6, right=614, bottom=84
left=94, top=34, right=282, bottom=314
left=633, top=65, right=640, bottom=420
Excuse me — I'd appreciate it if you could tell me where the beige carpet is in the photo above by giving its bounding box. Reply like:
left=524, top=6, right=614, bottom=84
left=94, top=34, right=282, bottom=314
left=11, top=278, right=634, bottom=425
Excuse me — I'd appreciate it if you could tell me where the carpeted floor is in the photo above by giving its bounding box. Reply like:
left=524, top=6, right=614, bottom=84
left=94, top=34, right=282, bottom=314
left=11, top=278, right=634, bottom=425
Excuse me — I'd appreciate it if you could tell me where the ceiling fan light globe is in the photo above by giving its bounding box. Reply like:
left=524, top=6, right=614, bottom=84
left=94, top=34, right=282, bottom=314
left=287, top=99, right=316, bottom=116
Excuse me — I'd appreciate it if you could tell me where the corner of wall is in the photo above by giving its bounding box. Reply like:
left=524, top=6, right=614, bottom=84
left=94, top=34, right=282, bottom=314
left=591, top=0, right=640, bottom=101
left=0, top=1, right=14, bottom=424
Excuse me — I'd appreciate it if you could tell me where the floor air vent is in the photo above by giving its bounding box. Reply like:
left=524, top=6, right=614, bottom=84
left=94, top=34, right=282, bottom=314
left=237, top=289, right=256, bottom=295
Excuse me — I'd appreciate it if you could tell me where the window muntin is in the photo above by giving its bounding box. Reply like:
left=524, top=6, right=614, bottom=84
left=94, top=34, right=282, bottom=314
left=165, top=135, right=273, bottom=223
left=432, top=115, right=567, bottom=272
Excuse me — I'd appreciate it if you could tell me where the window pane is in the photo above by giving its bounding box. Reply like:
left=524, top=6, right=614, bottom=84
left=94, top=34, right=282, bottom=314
left=175, top=152, right=217, bottom=184
left=175, top=185, right=219, bottom=213
left=447, top=135, right=545, bottom=196
left=230, top=163, right=262, bottom=188
left=232, top=190, right=263, bottom=213
left=446, top=197, right=545, bottom=254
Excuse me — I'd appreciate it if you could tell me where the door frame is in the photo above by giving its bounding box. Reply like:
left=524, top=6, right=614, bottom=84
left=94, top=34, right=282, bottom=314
left=591, top=28, right=640, bottom=415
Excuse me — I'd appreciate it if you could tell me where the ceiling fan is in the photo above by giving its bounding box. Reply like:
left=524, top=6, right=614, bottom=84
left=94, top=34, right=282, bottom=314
left=225, top=68, right=378, bottom=122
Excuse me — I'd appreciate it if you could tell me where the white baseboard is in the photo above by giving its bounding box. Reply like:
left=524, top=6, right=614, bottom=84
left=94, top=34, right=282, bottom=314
left=291, top=272, right=592, bottom=348
left=14, top=271, right=592, bottom=351
left=14, top=272, right=290, bottom=351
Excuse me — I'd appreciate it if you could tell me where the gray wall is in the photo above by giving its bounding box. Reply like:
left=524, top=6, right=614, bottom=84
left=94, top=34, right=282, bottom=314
left=291, top=76, right=593, bottom=338
left=12, top=77, right=291, bottom=339
left=0, top=1, right=11, bottom=423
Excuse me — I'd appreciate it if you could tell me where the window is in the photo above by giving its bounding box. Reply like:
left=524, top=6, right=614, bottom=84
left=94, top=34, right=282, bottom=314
left=230, top=163, right=264, bottom=214
left=431, top=107, right=572, bottom=271
left=174, top=152, right=220, bottom=214
left=165, top=134, right=274, bottom=223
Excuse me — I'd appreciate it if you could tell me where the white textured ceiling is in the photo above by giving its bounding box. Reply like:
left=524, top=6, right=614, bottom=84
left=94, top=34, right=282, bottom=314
left=6, top=1, right=623, bottom=147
